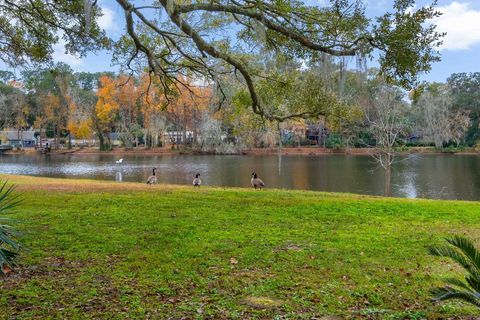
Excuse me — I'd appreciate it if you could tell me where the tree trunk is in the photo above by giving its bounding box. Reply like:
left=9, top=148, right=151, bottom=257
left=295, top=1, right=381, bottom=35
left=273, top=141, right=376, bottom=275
left=93, top=119, right=107, bottom=150
left=106, top=134, right=111, bottom=150
left=54, top=125, right=58, bottom=149
left=277, top=122, right=282, bottom=154
left=98, top=133, right=106, bottom=150
left=39, top=130, right=42, bottom=148
left=182, top=104, right=187, bottom=146
left=384, top=164, right=392, bottom=197
left=193, top=107, right=197, bottom=146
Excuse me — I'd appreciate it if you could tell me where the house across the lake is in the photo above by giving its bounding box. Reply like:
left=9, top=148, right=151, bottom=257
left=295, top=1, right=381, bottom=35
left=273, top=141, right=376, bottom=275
left=0, top=129, right=37, bottom=148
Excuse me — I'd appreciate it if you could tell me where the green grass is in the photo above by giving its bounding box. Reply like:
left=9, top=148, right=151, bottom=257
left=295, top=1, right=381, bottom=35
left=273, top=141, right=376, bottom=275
left=0, top=175, right=480, bottom=319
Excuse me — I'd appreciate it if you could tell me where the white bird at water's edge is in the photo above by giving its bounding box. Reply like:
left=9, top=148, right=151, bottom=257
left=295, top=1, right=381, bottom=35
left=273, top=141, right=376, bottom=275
left=115, top=158, right=124, bottom=164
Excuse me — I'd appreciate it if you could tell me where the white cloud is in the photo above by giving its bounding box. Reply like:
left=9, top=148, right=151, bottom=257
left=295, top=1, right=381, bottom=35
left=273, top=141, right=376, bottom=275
left=97, top=6, right=117, bottom=32
left=51, top=4, right=118, bottom=68
left=52, top=38, right=84, bottom=67
left=434, top=1, right=480, bottom=51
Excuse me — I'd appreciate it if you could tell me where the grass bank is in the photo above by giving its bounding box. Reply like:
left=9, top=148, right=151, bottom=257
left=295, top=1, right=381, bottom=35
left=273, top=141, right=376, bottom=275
left=0, top=175, right=479, bottom=319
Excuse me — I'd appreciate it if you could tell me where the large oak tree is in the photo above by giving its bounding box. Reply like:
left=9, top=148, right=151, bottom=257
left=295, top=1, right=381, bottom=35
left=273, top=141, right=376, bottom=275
left=0, top=0, right=443, bottom=121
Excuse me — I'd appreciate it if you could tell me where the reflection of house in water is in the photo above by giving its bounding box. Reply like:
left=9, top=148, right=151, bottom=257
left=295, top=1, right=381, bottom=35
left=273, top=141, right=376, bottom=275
left=0, top=129, right=37, bottom=148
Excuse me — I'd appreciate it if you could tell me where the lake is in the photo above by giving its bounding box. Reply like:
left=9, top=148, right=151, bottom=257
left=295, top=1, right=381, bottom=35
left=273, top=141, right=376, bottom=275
left=0, top=153, right=479, bottom=201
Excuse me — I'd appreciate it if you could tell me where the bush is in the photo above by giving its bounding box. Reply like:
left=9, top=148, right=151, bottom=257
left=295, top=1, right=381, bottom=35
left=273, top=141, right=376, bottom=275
left=0, top=181, right=21, bottom=274
left=325, top=134, right=346, bottom=150
left=436, top=145, right=466, bottom=153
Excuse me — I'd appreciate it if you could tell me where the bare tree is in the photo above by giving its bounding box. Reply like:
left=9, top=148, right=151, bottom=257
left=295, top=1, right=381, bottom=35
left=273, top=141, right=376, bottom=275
left=415, top=86, right=471, bottom=148
left=366, top=86, right=409, bottom=195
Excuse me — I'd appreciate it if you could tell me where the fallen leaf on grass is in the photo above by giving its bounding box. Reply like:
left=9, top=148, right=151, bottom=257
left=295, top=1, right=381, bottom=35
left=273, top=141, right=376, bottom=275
left=2, top=264, right=12, bottom=274
left=230, top=257, right=238, bottom=265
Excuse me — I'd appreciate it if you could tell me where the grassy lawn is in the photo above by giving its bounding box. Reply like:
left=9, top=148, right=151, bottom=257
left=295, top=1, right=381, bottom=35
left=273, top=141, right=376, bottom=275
left=1, top=174, right=479, bottom=319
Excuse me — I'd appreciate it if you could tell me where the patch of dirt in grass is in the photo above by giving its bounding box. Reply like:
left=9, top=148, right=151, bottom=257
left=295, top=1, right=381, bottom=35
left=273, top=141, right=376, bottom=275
left=0, top=256, right=127, bottom=318
left=285, top=242, right=303, bottom=251
left=231, top=268, right=276, bottom=281
left=272, top=241, right=306, bottom=253
left=244, top=296, right=283, bottom=310
left=0, top=256, right=83, bottom=286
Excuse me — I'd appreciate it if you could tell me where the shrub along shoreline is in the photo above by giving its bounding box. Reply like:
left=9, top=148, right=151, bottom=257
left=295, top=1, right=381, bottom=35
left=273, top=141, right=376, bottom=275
left=4, top=145, right=480, bottom=157
left=0, top=175, right=479, bottom=319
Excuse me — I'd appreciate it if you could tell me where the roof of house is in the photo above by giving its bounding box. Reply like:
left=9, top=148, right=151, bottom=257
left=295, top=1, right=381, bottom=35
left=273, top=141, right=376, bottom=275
left=2, top=130, right=36, bottom=141
left=108, top=132, right=121, bottom=140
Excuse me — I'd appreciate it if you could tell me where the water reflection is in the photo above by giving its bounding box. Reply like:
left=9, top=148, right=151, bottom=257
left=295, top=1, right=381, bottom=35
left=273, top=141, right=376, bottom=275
left=0, top=153, right=479, bottom=200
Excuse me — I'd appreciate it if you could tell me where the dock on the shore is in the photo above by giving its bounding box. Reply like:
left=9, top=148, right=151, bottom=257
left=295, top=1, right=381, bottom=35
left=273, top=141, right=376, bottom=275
left=0, top=145, right=13, bottom=153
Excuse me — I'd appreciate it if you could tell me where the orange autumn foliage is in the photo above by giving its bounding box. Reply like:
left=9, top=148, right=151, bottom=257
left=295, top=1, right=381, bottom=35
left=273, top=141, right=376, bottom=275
left=67, top=119, right=92, bottom=140
left=164, top=75, right=212, bottom=132
left=95, top=75, right=119, bottom=125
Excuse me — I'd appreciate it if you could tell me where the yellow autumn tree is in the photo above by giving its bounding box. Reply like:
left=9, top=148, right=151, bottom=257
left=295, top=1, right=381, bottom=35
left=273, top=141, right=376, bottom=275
left=94, top=75, right=119, bottom=150
left=41, top=93, right=66, bottom=148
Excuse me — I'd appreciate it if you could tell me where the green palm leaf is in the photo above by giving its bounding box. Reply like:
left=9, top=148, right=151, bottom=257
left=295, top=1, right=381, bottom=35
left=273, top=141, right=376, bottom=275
left=428, top=244, right=474, bottom=272
left=431, top=287, right=480, bottom=308
left=447, top=236, right=480, bottom=272
left=0, top=181, right=21, bottom=212
left=0, top=180, right=21, bottom=272
left=429, top=236, right=480, bottom=309
left=444, top=278, right=475, bottom=292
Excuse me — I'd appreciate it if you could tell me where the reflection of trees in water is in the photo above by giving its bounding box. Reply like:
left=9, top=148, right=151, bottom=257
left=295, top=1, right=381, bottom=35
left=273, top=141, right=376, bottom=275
left=423, top=156, right=479, bottom=200
left=396, top=160, right=418, bottom=199
left=277, top=154, right=282, bottom=177
left=391, top=155, right=479, bottom=200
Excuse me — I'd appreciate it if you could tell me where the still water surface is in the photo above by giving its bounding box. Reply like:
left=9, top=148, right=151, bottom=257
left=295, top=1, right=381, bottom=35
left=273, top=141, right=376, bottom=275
left=0, top=153, right=479, bottom=200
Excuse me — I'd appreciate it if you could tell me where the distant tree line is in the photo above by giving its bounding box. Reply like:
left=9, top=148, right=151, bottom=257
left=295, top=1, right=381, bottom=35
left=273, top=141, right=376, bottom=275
left=0, top=60, right=478, bottom=152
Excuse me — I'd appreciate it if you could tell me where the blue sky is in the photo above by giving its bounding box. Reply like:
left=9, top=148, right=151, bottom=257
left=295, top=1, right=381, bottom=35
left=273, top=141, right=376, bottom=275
left=43, top=0, right=480, bottom=83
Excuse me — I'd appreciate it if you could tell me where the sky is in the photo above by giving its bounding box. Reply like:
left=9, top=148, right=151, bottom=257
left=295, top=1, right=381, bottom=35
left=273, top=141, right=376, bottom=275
left=29, top=0, right=480, bottom=83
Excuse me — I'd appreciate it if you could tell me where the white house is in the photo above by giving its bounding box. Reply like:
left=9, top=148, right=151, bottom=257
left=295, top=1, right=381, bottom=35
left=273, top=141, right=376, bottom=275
left=0, top=129, right=37, bottom=148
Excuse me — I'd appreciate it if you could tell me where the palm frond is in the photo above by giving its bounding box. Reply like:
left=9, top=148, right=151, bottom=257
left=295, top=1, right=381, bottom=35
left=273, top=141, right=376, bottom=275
left=446, top=236, right=480, bottom=272
left=465, top=275, right=480, bottom=293
left=444, top=278, right=475, bottom=292
left=429, top=236, right=480, bottom=310
left=0, top=248, right=17, bottom=267
left=0, top=181, right=21, bottom=213
left=428, top=244, right=477, bottom=275
left=0, top=180, right=21, bottom=272
left=431, top=286, right=480, bottom=308
left=0, top=224, right=20, bottom=249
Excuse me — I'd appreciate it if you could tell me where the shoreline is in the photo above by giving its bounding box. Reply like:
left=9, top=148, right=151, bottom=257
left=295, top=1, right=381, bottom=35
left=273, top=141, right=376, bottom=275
left=1, top=173, right=476, bottom=203
left=2, top=146, right=479, bottom=156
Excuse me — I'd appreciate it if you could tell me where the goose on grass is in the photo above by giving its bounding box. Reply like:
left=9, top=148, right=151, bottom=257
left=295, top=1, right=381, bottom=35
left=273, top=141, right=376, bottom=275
left=251, top=172, right=265, bottom=189
left=146, top=168, right=157, bottom=184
